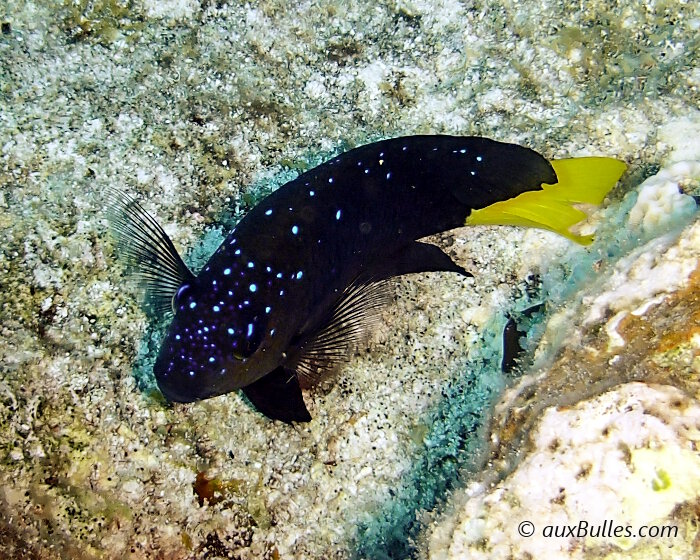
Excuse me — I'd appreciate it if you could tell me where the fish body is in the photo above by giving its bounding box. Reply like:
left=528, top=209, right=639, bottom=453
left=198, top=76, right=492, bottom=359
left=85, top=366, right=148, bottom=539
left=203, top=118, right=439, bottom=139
left=109, top=135, right=626, bottom=422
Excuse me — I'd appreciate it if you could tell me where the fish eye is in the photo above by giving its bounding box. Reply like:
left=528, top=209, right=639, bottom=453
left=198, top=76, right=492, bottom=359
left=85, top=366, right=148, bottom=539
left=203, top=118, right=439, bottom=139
left=172, top=283, right=192, bottom=312
left=229, top=317, right=266, bottom=360
left=230, top=336, right=260, bottom=361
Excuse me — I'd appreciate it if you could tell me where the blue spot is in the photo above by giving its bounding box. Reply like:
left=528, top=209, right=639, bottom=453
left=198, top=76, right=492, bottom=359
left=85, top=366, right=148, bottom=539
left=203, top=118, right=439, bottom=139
left=227, top=328, right=234, bottom=335
left=248, top=262, right=254, bottom=268
left=220, top=369, right=226, bottom=374
left=276, top=272, right=282, bottom=278
left=189, top=371, right=195, bottom=377
left=328, top=177, right=334, bottom=184
left=402, top=146, right=407, bottom=151
left=266, top=266, right=272, bottom=272
left=212, top=280, right=217, bottom=286
left=224, top=268, right=231, bottom=275
left=213, top=305, right=220, bottom=312
left=270, top=328, right=276, bottom=336
left=243, top=300, right=250, bottom=306
left=234, top=249, right=241, bottom=255
left=265, top=209, right=272, bottom=215
left=204, top=327, right=209, bottom=332
left=228, top=290, right=233, bottom=296
left=291, top=225, right=299, bottom=235
left=309, top=190, right=315, bottom=196
left=197, top=329, right=202, bottom=335
left=249, top=283, right=257, bottom=292
left=335, top=209, right=342, bottom=220
left=470, top=171, right=476, bottom=176
left=208, top=356, right=215, bottom=363
left=386, top=172, right=392, bottom=180
left=296, top=271, right=303, bottom=280
left=460, top=148, right=467, bottom=154
left=175, top=334, right=181, bottom=340
left=247, top=323, right=254, bottom=338
left=279, top=290, right=284, bottom=296
left=189, top=301, right=197, bottom=309
left=265, top=306, right=271, bottom=313
left=476, top=155, right=483, bottom=162
left=364, top=168, right=370, bottom=174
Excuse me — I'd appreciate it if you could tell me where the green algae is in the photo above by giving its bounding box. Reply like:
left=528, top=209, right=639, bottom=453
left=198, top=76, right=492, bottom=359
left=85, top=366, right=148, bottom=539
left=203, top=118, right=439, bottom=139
left=652, top=468, right=672, bottom=492
left=59, top=0, right=144, bottom=44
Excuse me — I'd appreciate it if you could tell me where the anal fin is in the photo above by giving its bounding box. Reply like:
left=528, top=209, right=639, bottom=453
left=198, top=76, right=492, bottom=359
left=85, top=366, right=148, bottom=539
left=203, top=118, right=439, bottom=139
left=241, top=367, right=311, bottom=423
left=371, top=241, right=471, bottom=280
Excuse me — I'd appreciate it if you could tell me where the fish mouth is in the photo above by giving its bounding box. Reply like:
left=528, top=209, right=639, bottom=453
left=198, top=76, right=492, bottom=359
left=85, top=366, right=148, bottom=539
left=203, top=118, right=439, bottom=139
left=153, top=341, right=248, bottom=403
left=153, top=344, right=209, bottom=403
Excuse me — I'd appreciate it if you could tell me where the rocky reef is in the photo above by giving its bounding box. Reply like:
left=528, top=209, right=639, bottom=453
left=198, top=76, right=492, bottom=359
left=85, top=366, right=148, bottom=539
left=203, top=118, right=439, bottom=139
left=1, top=1, right=698, bottom=559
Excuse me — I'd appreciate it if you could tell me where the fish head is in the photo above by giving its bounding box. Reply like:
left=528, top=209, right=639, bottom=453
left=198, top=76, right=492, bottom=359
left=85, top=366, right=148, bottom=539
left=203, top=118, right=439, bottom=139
left=153, top=276, right=274, bottom=402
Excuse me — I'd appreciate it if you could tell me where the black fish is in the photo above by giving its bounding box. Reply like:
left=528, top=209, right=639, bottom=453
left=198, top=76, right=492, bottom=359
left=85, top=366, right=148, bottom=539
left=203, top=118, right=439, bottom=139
left=108, top=135, right=625, bottom=422
left=501, top=303, right=546, bottom=373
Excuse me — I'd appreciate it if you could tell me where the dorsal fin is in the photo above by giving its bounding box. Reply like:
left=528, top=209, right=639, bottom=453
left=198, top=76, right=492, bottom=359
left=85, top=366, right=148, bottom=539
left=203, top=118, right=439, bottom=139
left=105, top=189, right=194, bottom=315
left=291, top=277, right=392, bottom=388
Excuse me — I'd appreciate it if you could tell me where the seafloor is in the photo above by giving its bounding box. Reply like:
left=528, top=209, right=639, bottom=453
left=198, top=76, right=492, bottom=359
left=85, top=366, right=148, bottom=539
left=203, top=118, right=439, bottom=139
left=1, top=1, right=698, bottom=559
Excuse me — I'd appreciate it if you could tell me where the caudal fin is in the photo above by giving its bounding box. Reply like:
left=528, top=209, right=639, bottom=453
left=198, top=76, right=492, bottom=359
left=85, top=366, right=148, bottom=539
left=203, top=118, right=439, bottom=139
left=465, top=157, right=627, bottom=244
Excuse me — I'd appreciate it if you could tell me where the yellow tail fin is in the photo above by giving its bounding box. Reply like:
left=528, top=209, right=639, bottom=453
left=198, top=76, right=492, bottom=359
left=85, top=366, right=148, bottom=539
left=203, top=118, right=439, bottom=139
left=464, top=157, right=627, bottom=244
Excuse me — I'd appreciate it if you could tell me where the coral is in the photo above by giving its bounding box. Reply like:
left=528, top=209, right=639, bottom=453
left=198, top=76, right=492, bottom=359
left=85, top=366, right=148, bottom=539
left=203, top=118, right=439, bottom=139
left=426, top=383, right=700, bottom=559
left=627, top=161, right=698, bottom=234
left=1, top=0, right=699, bottom=558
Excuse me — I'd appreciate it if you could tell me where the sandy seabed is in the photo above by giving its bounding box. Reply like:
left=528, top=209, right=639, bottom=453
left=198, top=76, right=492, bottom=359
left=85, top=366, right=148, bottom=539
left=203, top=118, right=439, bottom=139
left=1, top=1, right=698, bottom=558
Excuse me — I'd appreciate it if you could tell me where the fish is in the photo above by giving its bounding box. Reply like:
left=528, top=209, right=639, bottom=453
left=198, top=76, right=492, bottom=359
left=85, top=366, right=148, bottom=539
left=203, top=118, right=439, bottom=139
left=500, top=303, right=545, bottom=373
left=108, top=135, right=626, bottom=423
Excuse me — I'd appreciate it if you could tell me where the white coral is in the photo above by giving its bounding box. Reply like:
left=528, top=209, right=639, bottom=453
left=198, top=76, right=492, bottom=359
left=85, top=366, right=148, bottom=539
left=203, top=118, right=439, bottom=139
left=627, top=161, right=699, bottom=234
